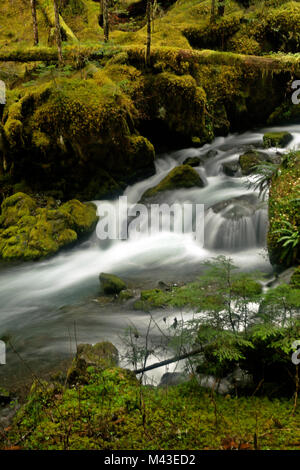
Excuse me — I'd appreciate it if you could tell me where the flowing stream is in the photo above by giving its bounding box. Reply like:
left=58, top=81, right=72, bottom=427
left=1, top=124, right=300, bottom=388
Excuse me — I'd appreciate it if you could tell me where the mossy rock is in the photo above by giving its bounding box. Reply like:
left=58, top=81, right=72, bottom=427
left=141, top=165, right=205, bottom=201
left=263, top=132, right=293, bottom=149
left=99, top=272, right=127, bottom=295
left=0, top=192, right=98, bottom=261
left=66, top=342, right=119, bottom=385
left=2, top=78, right=155, bottom=200
left=118, top=289, right=135, bottom=301
left=239, top=151, right=265, bottom=175
left=182, top=156, right=203, bottom=167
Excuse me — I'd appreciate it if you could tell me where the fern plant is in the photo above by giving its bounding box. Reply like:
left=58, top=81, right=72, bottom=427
left=274, top=220, right=300, bottom=265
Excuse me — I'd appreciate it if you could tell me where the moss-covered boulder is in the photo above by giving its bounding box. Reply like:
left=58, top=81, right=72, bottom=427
left=239, top=151, right=265, bottom=175
left=144, top=72, right=209, bottom=146
left=99, top=272, right=127, bottom=295
left=1, top=78, right=155, bottom=201
left=0, top=192, right=98, bottom=260
left=66, top=342, right=119, bottom=385
left=141, top=165, right=205, bottom=201
left=263, top=132, right=293, bottom=149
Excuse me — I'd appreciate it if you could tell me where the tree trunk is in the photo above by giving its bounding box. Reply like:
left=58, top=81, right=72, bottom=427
left=30, top=0, right=39, bottom=46
left=210, top=0, right=216, bottom=24
left=134, top=347, right=203, bottom=375
left=53, top=0, right=63, bottom=65
left=218, top=0, right=225, bottom=17
left=146, top=0, right=152, bottom=66
left=103, top=0, right=109, bottom=43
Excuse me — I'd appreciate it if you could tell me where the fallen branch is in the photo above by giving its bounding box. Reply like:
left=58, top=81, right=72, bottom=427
left=134, top=347, right=203, bottom=374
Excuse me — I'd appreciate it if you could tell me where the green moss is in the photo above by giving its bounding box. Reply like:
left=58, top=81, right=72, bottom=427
left=263, top=132, right=293, bottom=148
left=141, top=164, right=205, bottom=200
left=118, top=289, right=135, bottom=301
left=0, top=193, right=98, bottom=261
left=99, top=272, right=127, bottom=295
left=4, top=362, right=300, bottom=450
left=183, top=13, right=242, bottom=50
left=239, top=151, right=262, bottom=175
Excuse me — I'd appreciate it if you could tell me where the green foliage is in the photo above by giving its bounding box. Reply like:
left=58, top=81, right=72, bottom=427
left=268, top=151, right=300, bottom=267
left=3, top=365, right=300, bottom=450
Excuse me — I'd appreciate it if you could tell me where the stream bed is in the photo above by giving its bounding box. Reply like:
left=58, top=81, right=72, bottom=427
left=1, top=124, right=300, bottom=389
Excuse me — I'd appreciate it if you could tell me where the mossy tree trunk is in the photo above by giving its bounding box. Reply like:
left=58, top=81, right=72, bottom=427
left=30, top=0, right=39, bottom=46
left=53, top=0, right=63, bottom=65
left=210, top=0, right=216, bottom=24
left=102, top=0, right=109, bottom=43
left=146, top=0, right=153, bottom=66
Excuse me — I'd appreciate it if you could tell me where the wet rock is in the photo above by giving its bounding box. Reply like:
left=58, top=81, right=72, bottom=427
left=182, top=156, right=203, bottom=167
left=0, top=403, right=20, bottom=429
left=211, top=194, right=259, bottom=220
left=140, top=165, right=205, bottom=202
left=266, top=267, right=296, bottom=288
left=239, top=151, right=266, bottom=175
left=226, top=367, right=253, bottom=391
left=0, top=388, right=11, bottom=406
left=67, top=342, right=119, bottom=385
left=157, top=280, right=172, bottom=291
left=99, top=272, right=127, bottom=295
left=222, top=161, right=240, bottom=177
left=263, top=132, right=293, bottom=149
left=202, top=149, right=218, bottom=160
left=159, top=372, right=189, bottom=387
left=118, top=289, right=135, bottom=301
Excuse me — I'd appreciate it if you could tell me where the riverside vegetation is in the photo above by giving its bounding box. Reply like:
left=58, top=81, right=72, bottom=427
left=0, top=0, right=299, bottom=451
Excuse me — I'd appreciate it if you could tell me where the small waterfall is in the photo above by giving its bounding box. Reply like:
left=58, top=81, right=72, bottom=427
left=204, top=207, right=268, bottom=251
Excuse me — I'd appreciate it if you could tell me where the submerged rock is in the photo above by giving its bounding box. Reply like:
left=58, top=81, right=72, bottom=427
left=140, top=165, right=205, bottom=201
left=99, top=272, right=127, bottom=295
left=182, top=156, right=203, bottom=167
left=222, top=161, right=240, bottom=177
left=211, top=194, right=259, bottom=219
left=263, top=131, right=293, bottom=149
left=118, top=289, right=135, bottom=301
left=67, top=342, right=119, bottom=385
